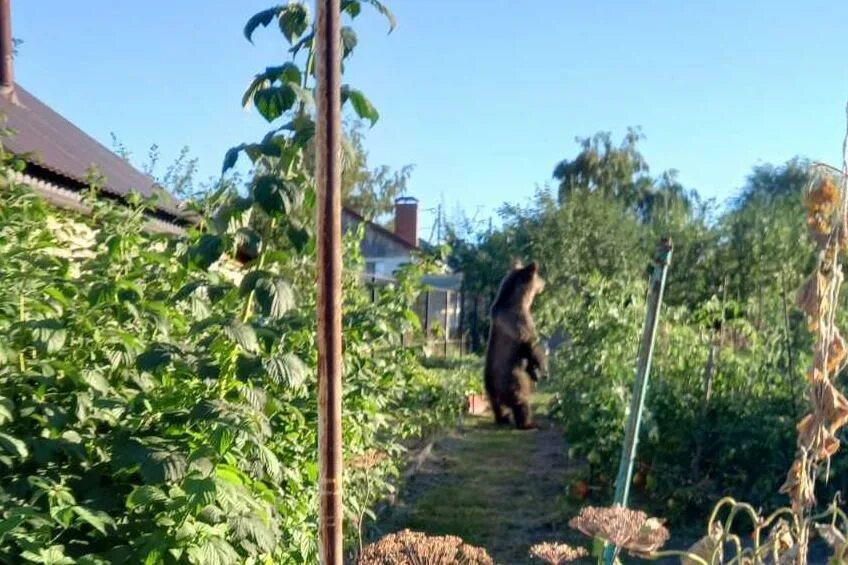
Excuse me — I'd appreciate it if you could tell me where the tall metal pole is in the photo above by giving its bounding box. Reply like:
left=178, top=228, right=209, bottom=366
left=602, top=237, right=672, bottom=565
left=315, top=0, right=343, bottom=562
left=0, top=0, right=15, bottom=96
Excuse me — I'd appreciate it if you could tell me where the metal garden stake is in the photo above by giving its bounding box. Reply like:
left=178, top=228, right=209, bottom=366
left=602, top=237, right=673, bottom=565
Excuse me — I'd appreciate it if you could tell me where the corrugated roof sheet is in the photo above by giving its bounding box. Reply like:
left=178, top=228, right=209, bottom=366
left=0, top=84, right=184, bottom=219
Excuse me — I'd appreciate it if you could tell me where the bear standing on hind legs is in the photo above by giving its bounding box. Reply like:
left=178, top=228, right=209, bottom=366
left=484, top=260, right=546, bottom=430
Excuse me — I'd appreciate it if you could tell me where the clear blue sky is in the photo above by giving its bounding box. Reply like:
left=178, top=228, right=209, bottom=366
left=13, top=1, right=848, bottom=240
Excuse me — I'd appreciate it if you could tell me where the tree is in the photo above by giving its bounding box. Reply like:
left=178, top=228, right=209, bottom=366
left=553, top=128, right=653, bottom=210
left=301, top=120, right=413, bottom=222
left=110, top=134, right=233, bottom=202
left=341, top=121, right=413, bottom=222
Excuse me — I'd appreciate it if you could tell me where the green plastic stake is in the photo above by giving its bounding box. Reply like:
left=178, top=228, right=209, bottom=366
left=602, top=237, right=673, bottom=565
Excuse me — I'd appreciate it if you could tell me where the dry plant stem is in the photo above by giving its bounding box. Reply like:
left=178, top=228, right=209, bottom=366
left=803, top=108, right=848, bottom=563
left=356, top=476, right=373, bottom=556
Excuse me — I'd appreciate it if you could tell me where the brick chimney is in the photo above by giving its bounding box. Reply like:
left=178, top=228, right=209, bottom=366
left=0, top=0, right=14, bottom=98
left=394, top=196, right=418, bottom=248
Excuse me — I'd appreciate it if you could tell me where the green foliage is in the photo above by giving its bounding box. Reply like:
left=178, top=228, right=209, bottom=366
left=0, top=146, right=467, bottom=565
left=448, top=129, right=828, bottom=526
left=0, top=1, right=471, bottom=562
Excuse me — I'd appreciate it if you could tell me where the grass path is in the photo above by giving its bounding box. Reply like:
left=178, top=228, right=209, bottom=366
left=372, top=390, right=589, bottom=564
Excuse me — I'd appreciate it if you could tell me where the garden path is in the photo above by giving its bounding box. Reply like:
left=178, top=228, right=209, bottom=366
left=372, top=390, right=591, bottom=564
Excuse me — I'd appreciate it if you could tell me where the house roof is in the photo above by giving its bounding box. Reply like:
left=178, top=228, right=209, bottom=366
left=342, top=206, right=419, bottom=251
left=0, top=84, right=186, bottom=223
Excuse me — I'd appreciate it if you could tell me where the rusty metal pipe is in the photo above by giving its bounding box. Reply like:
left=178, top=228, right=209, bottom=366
left=314, top=0, right=343, bottom=562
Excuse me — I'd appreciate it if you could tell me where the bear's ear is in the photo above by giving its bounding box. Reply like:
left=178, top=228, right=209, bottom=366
left=510, top=257, right=524, bottom=270
left=525, top=261, right=539, bottom=274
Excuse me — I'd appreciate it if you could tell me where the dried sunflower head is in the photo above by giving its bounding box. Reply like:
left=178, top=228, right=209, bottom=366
left=528, top=542, right=588, bottom=564
left=805, top=176, right=841, bottom=217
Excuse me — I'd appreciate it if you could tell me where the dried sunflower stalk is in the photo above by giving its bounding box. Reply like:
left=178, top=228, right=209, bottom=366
left=780, top=144, right=848, bottom=562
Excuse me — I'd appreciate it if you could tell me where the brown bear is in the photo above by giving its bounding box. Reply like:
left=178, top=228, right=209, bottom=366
left=484, top=260, right=546, bottom=430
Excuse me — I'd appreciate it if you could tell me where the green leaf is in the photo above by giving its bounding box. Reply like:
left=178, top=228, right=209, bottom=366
left=222, top=144, right=244, bottom=173
left=72, top=505, right=114, bottom=535
left=188, top=537, right=239, bottom=565
left=126, top=485, right=168, bottom=510
left=264, top=353, right=307, bottom=388
left=136, top=343, right=178, bottom=373
left=82, top=370, right=110, bottom=394
left=243, top=7, right=279, bottom=43
left=252, top=175, right=300, bottom=216
left=184, top=476, right=217, bottom=508
left=342, top=0, right=361, bottom=18
left=254, top=85, right=297, bottom=122
left=187, top=234, right=225, bottom=270
left=242, top=273, right=295, bottom=319
left=215, top=464, right=244, bottom=486
left=231, top=513, right=277, bottom=553
left=211, top=426, right=234, bottom=456
left=224, top=321, right=259, bottom=353
left=288, top=226, right=311, bottom=252
left=21, top=545, right=75, bottom=565
left=0, top=432, right=28, bottom=459
left=342, top=86, right=379, bottom=126
left=268, top=62, right=302, bottom=86
left=278, top=3, right=309, bottom=44
left=140, top=449, right=188, bottom=484
left=341, top=26, right=358, bottom=58
left=31, top=319, right=67, bottom=354
left=0, top=396, right=14, bottom=425
left=257, top=444, right=282, bottom=482
left=0, top=512, right=29, bottom=540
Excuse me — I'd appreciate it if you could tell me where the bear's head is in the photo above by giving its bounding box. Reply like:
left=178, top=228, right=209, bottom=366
left=493, top=260, right=545, bottom=310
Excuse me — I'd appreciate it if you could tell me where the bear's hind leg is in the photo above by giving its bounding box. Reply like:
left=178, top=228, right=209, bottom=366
left=512, top=399, right=537, bottom=430
left=489, top=394, right=511, bottom=425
